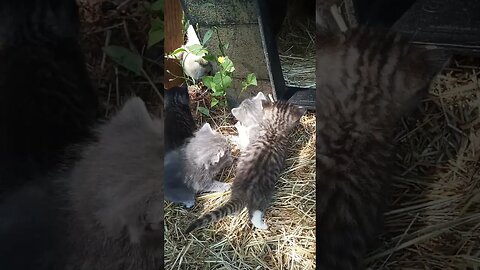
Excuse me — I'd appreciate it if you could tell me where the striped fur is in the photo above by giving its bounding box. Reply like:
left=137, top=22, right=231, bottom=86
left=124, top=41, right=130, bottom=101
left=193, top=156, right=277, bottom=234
left=185, top=198, right=245, bottom=233
left=316, top=2, right=448, bottom=269
left=0, top=0, right=98, bottom=192
left=185, top=101, right=305, bottom=234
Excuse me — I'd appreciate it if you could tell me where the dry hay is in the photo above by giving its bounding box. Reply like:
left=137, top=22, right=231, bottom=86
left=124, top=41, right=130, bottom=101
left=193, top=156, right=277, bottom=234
left=78, top=1, right=480, bottom=269
left=367, top=56, right=480, bottom=269
left=277, top=8, right=315, bottom=89
left=164, top=107, right=316, bottom=269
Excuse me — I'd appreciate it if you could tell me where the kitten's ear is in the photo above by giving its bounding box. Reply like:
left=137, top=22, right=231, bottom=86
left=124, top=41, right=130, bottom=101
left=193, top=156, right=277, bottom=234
left=165, top=85, right=190, bottom=107
left=253, top=92, right=267, bottom=101
left=199, top=122, right=215, bottom=135
left=292, top=105, right=307, bottom=120
left=109, top=97, right=152, bottom=128
left=316, top=0, right=347, bottom=47
left=421, top=47, right=451, bottom=78
left=261, top=99, right=272, bottom=109
left=231, top=107, right=241, bottom=119
left=210, top=152, right=222, bottom=164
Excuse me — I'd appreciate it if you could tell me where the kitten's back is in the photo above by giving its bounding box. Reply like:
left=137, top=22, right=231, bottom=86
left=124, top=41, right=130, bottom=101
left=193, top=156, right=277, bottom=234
left=165, top=85, right=196, bottom=151
left=0, top=0, right=98, bottom=192
left=315, top=3, right=448, bottom=269
left=66, top=97, right=163, bottom=269
left=182, top=123, right=232, bottom=192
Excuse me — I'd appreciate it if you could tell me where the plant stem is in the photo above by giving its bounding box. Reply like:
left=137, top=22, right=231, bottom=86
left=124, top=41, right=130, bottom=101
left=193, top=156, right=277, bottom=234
left=141, top=67, right=164, bottom=103
left=214, top=27, right=226, bottom=56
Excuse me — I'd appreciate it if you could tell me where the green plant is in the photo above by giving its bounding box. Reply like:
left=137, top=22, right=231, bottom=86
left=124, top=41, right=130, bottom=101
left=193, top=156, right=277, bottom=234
left=169, top=26, right=257, bottom=116
left=102, top=1, right=164, bottom=102
left=145, top=0, right=164, bottom=48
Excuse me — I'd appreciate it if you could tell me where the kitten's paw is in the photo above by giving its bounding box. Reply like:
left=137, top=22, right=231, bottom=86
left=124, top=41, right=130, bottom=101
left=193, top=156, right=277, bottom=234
left=251, top=210, right=268, bottom=230
left=182, top=200, right=195, bottom=209
left=205, top=181, right=231, bottom=193
left=217, top=182, right=232, bottom=192
left=254, top=222, right=268, bottom=230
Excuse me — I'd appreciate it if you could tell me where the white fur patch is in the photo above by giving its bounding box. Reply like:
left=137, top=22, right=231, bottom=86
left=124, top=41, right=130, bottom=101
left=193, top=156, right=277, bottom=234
left=183, top=200, right=195, bottom=209
left=251, top=210, right=268, bottom=230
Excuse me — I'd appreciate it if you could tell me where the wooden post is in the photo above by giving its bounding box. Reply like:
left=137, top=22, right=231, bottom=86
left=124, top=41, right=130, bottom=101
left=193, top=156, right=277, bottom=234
left=164, top=0, right=184, bottom=89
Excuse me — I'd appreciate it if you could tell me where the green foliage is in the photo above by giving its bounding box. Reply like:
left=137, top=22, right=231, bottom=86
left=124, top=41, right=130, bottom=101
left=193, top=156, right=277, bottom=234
left=148, top=17, right=164, bottom=48
left=146, top=0, right=164, bottom=48
left=202, top=29, right=214, bottom=45
left=101, top=2, right=164, bottom=102
left=169, top=26, right=258, bottom=115
left=242, top=73, right=257, bottom=92
left=103, top=46, right=143, bottom=75
left=197, top=106, right=210, bottom=116
left=150, top=0, right=163, bottom=11
left=186, top=44, right=208, bottom=56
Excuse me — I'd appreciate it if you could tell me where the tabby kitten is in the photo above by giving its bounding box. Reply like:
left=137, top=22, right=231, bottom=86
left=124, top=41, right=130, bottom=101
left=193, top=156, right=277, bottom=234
left=185, top=101, right=305, bottom=233
left=66, top=97, right=162, bottom=270
left=0, top=0, right=99, bottom=192
left=165, top=85, right=196, bottom=151
left=315, top=1, right=448, bottom=269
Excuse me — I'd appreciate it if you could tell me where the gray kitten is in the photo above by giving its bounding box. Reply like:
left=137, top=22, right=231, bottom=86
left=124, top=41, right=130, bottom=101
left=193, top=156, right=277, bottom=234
left=230, top=92, right=268, bottom=150
left=65, top=97, right=163, bottom=270
left=165, top=123, right=233, bottom=208
left=185, top=101, right=305, bottom=233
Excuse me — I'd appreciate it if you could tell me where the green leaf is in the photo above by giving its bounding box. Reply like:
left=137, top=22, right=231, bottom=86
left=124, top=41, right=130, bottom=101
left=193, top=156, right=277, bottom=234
left=211, top=91, right=225, bottom=97
left=169, top=47, right=187, bottom=57
left=220, top=57, right=235, bottom=73
left=221, top=43, right=229, bottom=51
left=197, top=106, right=210, bottom=116
left=212, top=73, right=225, bottom=89
left=151, top=0, right=164, bottom=11
left=202, top=75, right=214, bottom=89
left=203, top=54, right=216, bottom=62
left=241, top=81, right=247, bottom=90
left=221, top=75, right=232, bottom=89
left=103, top=45, right=143, bottom=75
left=148, top=18, right=164, bottom=47
left=241, top=73, right=257, bottom=93
left=202, top=29, right=213, bottom=45
left=210, top=97, right=219, bottom=107
left=187, top=44, right=208, bottom=56
left=246, top=73, right=257, bottom=86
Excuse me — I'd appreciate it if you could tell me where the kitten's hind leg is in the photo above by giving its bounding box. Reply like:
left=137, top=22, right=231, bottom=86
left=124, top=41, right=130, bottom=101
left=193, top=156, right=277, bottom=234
left=250, top=209, right=268, bottom=230
left=164, top=185, right=196, bottom=208
left=182, top=199, right=195, bottom=209
left=202, top=180, right=231, bottom=193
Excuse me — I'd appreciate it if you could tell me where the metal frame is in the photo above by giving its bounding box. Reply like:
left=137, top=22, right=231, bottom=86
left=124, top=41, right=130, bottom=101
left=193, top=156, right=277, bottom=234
left=255, top=0, right=315, bottom=108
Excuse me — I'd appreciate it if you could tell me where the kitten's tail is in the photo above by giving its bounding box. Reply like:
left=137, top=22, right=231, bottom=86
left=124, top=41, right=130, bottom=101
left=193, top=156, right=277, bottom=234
left=185, top=198, right=245, bottom=234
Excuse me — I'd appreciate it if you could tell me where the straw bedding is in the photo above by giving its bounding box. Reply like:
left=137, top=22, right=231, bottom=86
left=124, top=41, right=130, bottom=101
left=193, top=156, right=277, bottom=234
left=78, top=1, right=479, bottom=268
left=164, top=95, right=317, bottom=269
left=367, top=56, right=480, bottom=269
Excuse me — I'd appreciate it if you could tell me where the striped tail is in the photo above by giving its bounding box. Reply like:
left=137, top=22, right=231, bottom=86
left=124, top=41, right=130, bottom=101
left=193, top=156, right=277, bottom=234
left=185, top=198, right=245, bottom=234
